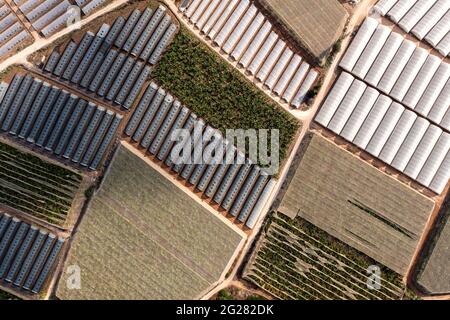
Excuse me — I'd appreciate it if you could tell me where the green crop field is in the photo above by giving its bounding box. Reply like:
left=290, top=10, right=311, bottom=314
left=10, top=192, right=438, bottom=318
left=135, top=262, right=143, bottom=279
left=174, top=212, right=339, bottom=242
left=57, top=143, right=243, bottom=300
left=278, top=134, right=434, bottom=275
left=0, top=289, right=19, bottom=300
left=0, top=142, right=82, bottom=225
left=244, top=213, right=408, bottom=300
left=153, top=28, right=299, bottom=168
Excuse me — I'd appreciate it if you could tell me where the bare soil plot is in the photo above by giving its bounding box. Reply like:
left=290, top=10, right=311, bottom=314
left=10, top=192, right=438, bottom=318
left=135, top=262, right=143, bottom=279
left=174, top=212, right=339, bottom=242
left=244, top=212, right=409, bottom=300
left=257, top=0, right=348, bottom=64
left=278, top=133, right=435, bottom=275
left=57, top=143, right=243, bottom=300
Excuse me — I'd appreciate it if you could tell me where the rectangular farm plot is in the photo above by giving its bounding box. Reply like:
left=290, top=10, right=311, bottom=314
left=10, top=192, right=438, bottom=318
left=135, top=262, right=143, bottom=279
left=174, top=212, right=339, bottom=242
left=244, top=213, right=406, bottom=300
left=258, top=0, right=348, bottom=63
left=0, top=141, right=82, bottom=226
left=154, top=28, right=299, bottom=165
left=278, top=134, right=434, bottom=275
left=416, top=200, right=450, bottom=295
left=57, top=144, right=243, bottom=300
left=374, top=0, right=450, bottom=57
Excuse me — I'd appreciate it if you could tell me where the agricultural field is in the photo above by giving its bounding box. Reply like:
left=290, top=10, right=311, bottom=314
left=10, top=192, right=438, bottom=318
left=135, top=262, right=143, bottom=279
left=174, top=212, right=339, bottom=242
left=243, top=213, right=408, bottom=300
left=278, top=133, right=434, bottom=275
left=0, top=141, right=82, bottom=226
left=153, top=27, right=300, bottom=166
left=0, top=3, right=33, bottom=63
left=258, top=0, right=348, bottom=63
left=213, top=286, right=266, bottom=301
left=57, top=143, right=244, bottom=300
left=416, top=196, right=450, bottom=295
left=178, top=0, right=320, bottom=109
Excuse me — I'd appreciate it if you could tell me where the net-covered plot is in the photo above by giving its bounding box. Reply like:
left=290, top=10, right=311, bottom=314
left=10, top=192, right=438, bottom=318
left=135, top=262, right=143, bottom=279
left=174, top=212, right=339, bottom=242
left=278, top=134, right=434, bottom=275
left=13, top=0, right=73, bottom=37
left=0, top=141, right=82, bottom=225
left=340, top=17, right=450, bottom=131
left=0, top=3, right=32, bottom=58
left=374, top=0, right=450, bottom=57
left=315, top=72, right=450, bottom=195
left=154, top=29, right=299, bottom=165
left=0, top=74, right=123, bottom=171
left=244, top=213, right=406, bottom=300
left=42, top=5, right=177, bottom=110
left=180, top=0, right=319, bottom=109
left=124, top=82, right=275, bottom=229
left=0, top=212, right=65, bottom=295
left=57, top=144, right=243, bottom=300
left=416, top=199, right=450, bottom=294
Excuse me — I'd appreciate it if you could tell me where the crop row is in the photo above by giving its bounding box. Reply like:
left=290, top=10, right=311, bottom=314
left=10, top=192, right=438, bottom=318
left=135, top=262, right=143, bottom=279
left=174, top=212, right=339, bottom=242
left=244, top=213, right=406, bottom=300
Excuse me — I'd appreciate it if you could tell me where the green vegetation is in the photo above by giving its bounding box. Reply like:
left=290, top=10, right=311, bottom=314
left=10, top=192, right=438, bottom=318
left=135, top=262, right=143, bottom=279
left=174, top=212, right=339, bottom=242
left=215, top=287, right=266, bottom=301
left=0, top=142, right=82, bottom=225
left=244, top=213, right=408, bottom=300
left=154, top=28, right=299, bottom=167
left=217, top=289, right=233, bottom=300
left=324, top=39, right=342, bottom=68
left=0, top=289, right=19, bottom=300
left=347, top=199, right=414, bottom=239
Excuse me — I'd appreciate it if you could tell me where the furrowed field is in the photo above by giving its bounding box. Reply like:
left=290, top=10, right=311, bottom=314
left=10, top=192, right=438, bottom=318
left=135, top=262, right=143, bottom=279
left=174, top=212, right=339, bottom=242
left=57, top=144, right=243, bottom=300
left=258, top=0, right=348, bottom=63
left=0, top=142, right=82, bottom=225
left=153, top=28, right=299, bottom=166
left=244, top=213, right=408, bottom=300
left=416, top=195, right=450, bottom=294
